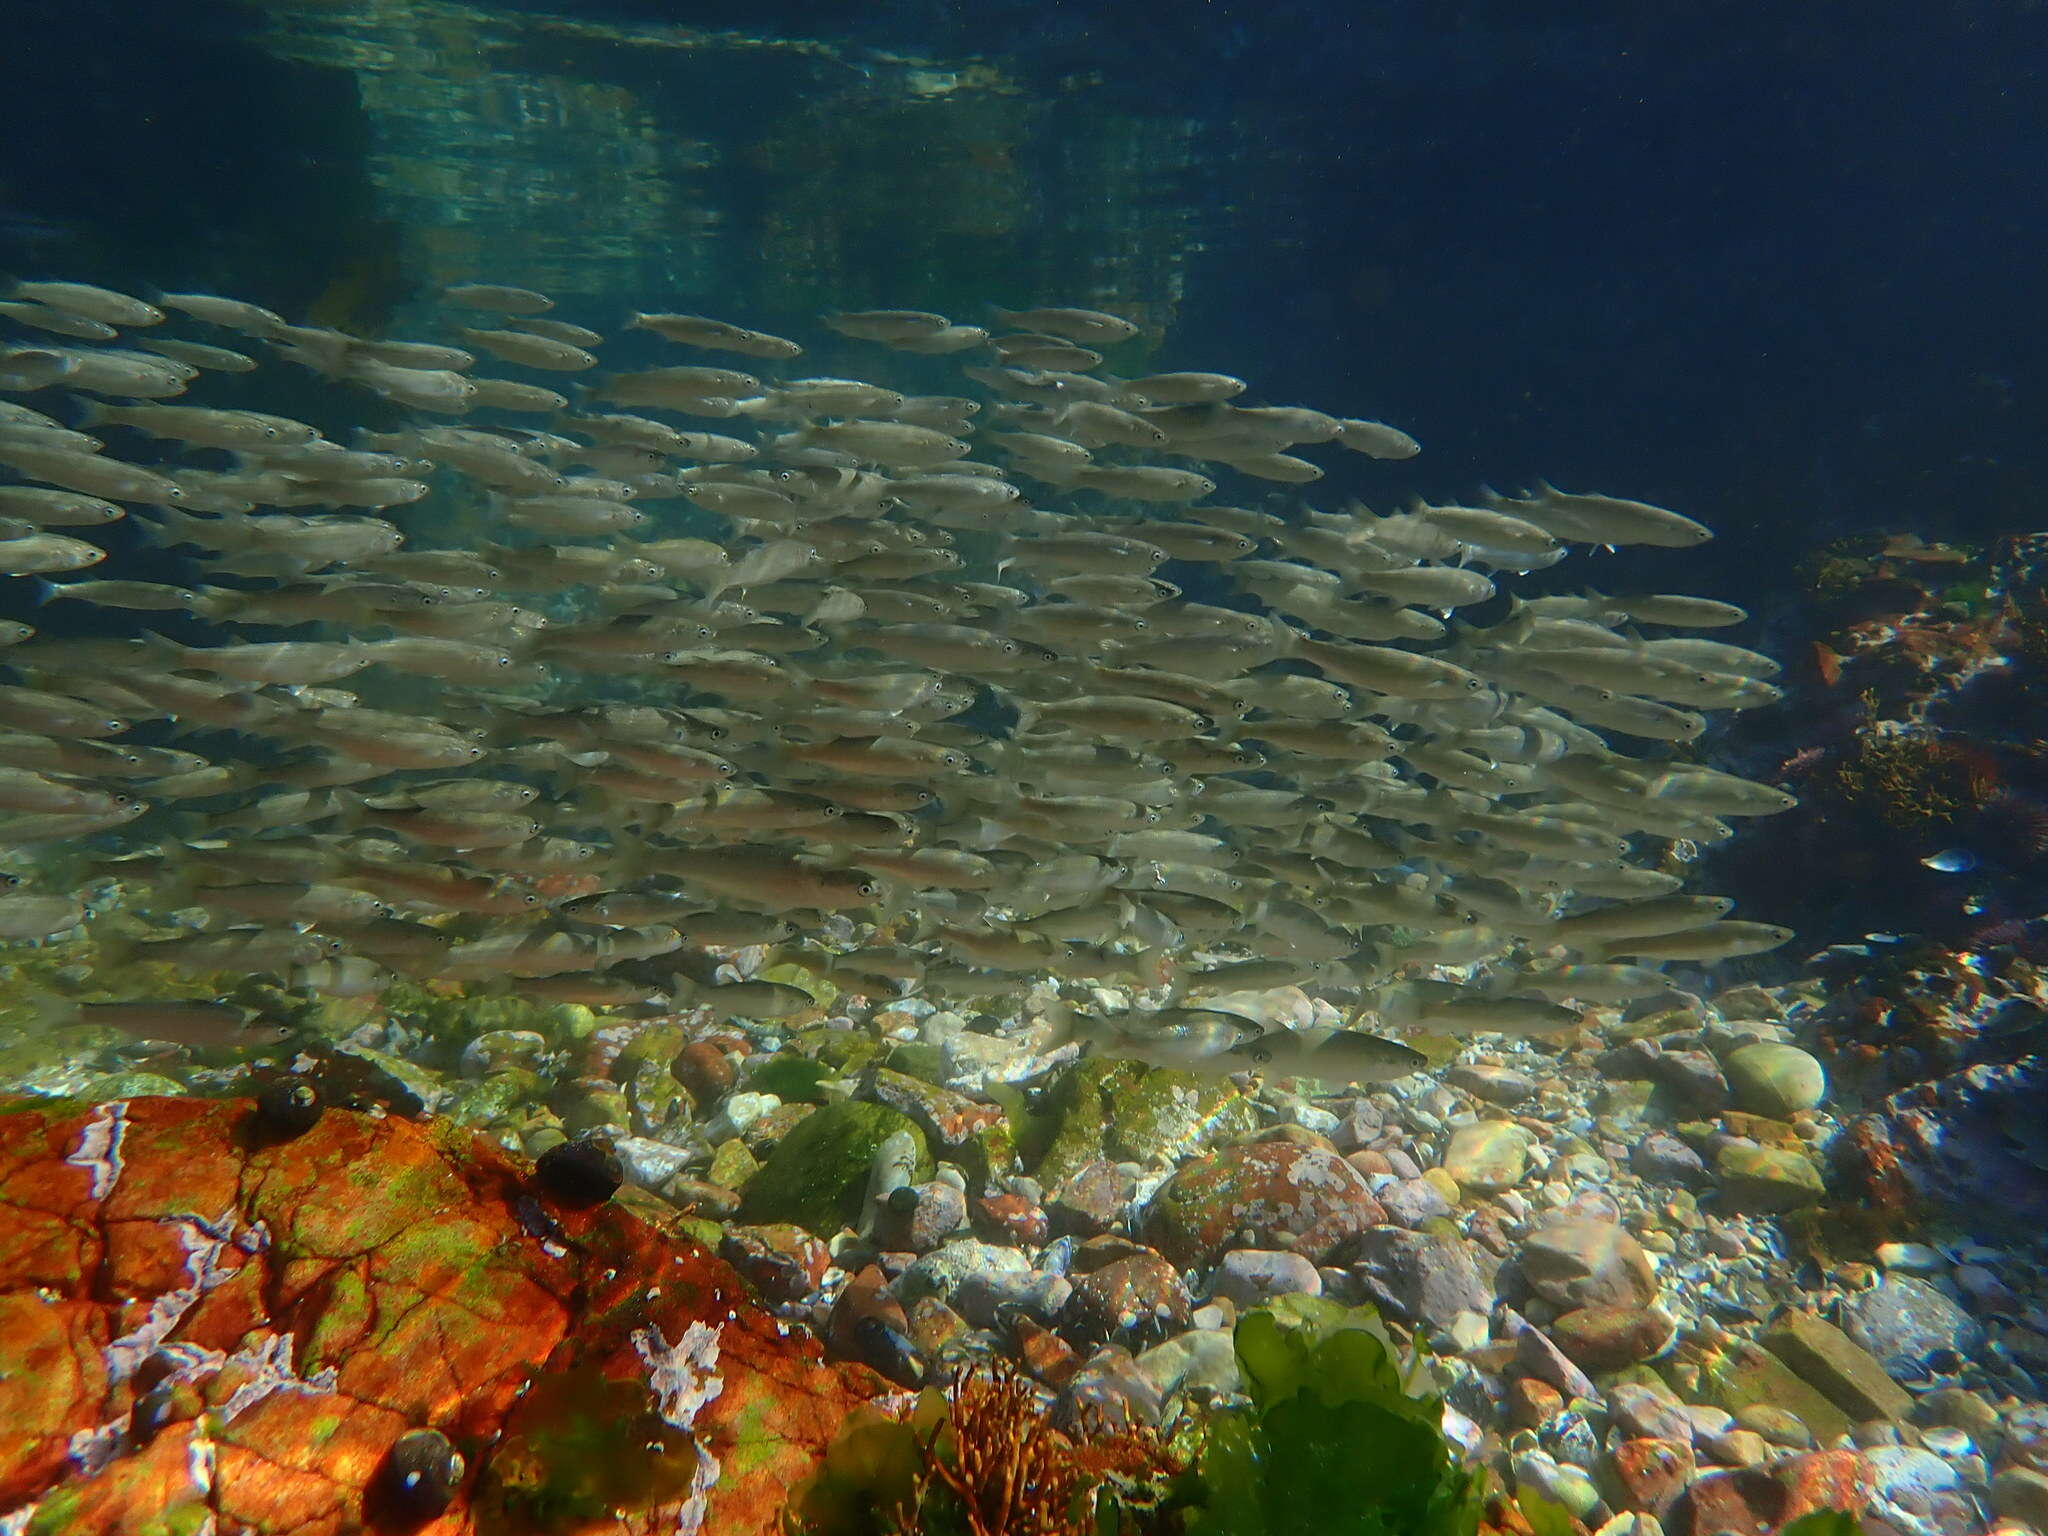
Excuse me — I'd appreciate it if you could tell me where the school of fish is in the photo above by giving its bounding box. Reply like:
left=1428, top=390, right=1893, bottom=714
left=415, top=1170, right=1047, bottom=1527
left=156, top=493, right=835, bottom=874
left=0, top=276, right=1798, bottom=1080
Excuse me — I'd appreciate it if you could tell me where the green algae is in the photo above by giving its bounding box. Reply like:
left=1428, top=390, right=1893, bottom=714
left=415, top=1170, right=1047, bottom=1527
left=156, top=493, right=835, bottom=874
left=1188, top=1302, right=1482, bottom=1536
left=740, top=1100, right=930, bottom=1235
left=746, top=1053, right=836, bottom=1103
left=1036, top=1058, right=1256, bottom=1186
left=476, top=1363, right=701, bottom=1531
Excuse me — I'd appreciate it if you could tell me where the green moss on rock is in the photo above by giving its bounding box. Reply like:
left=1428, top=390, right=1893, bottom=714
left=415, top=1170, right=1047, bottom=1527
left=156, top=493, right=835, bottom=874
left=1036, top=1058, right=1255, bottom=1186
left=741, top=1100, right=930, bottom=1235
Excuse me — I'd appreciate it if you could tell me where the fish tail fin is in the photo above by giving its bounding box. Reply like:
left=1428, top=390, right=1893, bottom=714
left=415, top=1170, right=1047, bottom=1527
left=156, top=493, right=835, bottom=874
left=67, top=394, right=114, bottom=430
left=1372, top=982, right=1421, bottom=1029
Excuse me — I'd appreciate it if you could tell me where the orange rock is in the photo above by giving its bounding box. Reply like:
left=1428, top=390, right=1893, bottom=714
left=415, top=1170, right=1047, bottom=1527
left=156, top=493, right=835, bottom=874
left=0, top=1095, right=881, bottom=1536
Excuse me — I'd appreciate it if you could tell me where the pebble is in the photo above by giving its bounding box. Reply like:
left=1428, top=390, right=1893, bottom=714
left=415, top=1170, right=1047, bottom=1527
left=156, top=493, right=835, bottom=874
left=895, top=1238, right=1031, bottom=1309
left=1722, top=1042, right=1828, bottom=1117
left=1521, top=1216, right=1660, bottom=1310
left=1441, top=1120, right=1534, bottom=1194
left=1212, top=1248, right=1322, bottom=1308
left=1864, top=1444, right=1979, bottom=1536
left=1348, top=1227, right=1494, bottom=1331
left=1447, top=1064, right=1539, bottom=1105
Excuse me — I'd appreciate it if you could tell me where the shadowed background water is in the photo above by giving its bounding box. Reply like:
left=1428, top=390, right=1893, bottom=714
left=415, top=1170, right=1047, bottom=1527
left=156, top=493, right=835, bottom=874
left=7, top=0, right=2043, bottom=588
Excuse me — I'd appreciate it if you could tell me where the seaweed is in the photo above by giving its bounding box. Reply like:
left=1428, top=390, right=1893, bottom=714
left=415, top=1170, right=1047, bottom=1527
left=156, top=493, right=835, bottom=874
left=1184, top=1300, right=1483, bottom=1536
left=790, top=1300, right=1491, bottom=1536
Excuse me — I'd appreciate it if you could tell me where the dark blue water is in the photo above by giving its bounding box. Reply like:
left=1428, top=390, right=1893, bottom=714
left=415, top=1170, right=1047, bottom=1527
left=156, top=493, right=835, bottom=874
left=7, top=1, right=2043, bottom=587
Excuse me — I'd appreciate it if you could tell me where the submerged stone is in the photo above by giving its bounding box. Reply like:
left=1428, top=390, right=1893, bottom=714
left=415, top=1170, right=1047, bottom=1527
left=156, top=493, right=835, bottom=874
left=1763, top=1311, right=1915, bottom=1422
left=738, top=1099, right=929, bottom=1236
left=1724, top=1042, right=1827, bottom=1117
left=1141, top=1139, right=1386, bottom=1268
left=0, top=1094, right=879, bottom=1535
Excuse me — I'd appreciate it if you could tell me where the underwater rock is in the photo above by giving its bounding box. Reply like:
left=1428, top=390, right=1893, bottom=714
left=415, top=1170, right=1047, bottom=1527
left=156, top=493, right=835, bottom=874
left=535, top=1133, right=624, bottom=1207
left=1723, top=1043, right=1827, bottom=1117
left=1446, top=1064, right=1540, bottom=1106
left=1842, top=1275, right=1984, bottom=1378
left=1547, top=1305, right=1675, bottom=1372
left=720, top=1223, right=831, bottom=1304
left=1345, top=1227, right=1494, bottom=1331
left=971, top=1189, right=1049, bottom=1246
left=1713, top=1142, right=1827, bottom=1212
left=1669, top=1450, right=1875, bottom=1536
left=738, top=1099, right=929, bottom=1236
left=1066, top=1250, right=1191, bottom=1346
left=1140, top=1139, right=1387, bottom=1269
left=1631, top=1131, right=1711, bottom=1187
left=1211, top=1248, right=1322, bottom=1308
left=1693, top=1336, right=1854, bottom=1444
left=1036, top=1058, right=1257, bottom=1187
left=0, top=1095, right=879, bottom=1535
left=1521, top=1216, right=1660, bottom=1310
left=1048, top=1157, right=1135, bottom=1237
left=1442, top=1120, right=1535, bottom=1194
left=1762, top=1311, right=1915, bottom=1422
left=1606, top=1435, right=1694, bottom=1517
left=896, top=1237, right=1033, bottom=1311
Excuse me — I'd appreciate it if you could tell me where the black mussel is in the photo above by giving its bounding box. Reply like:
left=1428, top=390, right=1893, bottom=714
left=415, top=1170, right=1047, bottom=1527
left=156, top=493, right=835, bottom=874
left=535, top=1135, right=623, bottom=1208
left=370, top=1426, right=465, bottom=1526
left=252, top=1078, right=322, bottom=1141
left=853, top=1314, right=924, bottom=1389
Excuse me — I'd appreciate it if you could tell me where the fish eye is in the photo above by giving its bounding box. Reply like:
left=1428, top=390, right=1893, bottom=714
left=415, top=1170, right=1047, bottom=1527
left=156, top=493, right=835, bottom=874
left=162, top=486, right=186, bottom=502
left=716, top=762, right=735, bottom=777
left=1001, top=640, right=1019, bottom=654
left=496, top=655, right=513, bottom=667
left=915, top=789, right=934, bottom=803
left=1465, top=678, right=1483, bottom=692
left=858, top=882, right=879, bottom=896
left=262, top=426, right=281, bottom=439
left=943, top=753, right=965, bottom=768
left=1193, top=713, right=1214, bottom=731
left=823, top=805, right=844, bottom=818
left=1133, top=619, right=1148, bottom=632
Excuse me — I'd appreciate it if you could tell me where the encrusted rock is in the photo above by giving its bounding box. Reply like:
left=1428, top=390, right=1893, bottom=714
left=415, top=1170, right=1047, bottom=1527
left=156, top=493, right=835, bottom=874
left=1140, top=1139, right=1387, bottom=1268
left=1067, top=1251, right=1191, bottom=1346
left=0, top=1096, right=877, bottom=1536
left=739, top=1100, right=930, bottom=1236
left=1048, top=1157, right=1133, bottom=1237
